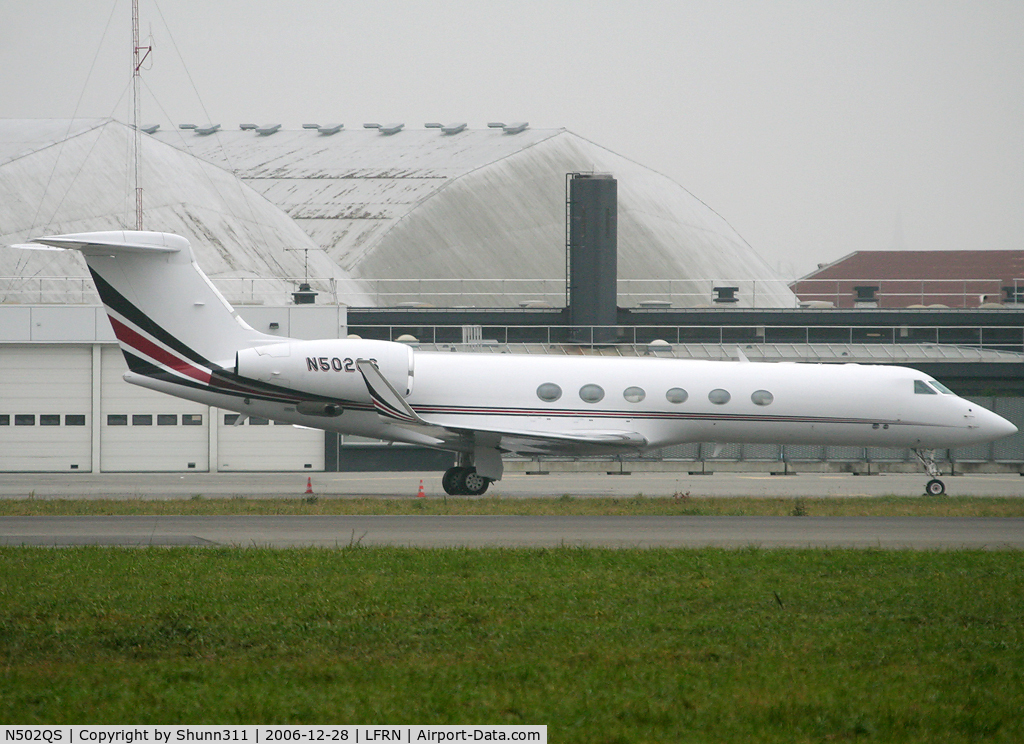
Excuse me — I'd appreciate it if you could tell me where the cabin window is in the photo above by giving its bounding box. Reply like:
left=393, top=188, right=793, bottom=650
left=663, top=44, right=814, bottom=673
left=579, top=384, right=605, bottom=403
left=751, top=390, right=774, bottom=406
left=623, top=386, right=646, bottom=403
left=537, top=383, right=562, bottom=402
left=666, top=387, right=688, bottom=404
left=709, top=389, right=731, bottom=405
left=914, top=380, right=938, bottom=395
left=930, top=379, right=954, bottom=395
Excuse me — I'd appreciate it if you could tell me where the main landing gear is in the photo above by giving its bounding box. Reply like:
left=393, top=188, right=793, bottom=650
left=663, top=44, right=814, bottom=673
left=442, top=466, right=491, bottom=496
left=913, top=448, right=946, bottom=495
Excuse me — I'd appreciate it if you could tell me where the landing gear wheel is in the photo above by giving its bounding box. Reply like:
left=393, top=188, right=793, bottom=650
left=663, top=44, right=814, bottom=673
left=458, top=468, right=490, bottom=496
left=925, top=478, right=946, bottom=496
left=442, top=467, right=466, bottom=496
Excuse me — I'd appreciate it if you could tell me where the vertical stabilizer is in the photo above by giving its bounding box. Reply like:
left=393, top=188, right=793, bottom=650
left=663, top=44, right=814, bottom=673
left=32, top=231, right=279, bottom=375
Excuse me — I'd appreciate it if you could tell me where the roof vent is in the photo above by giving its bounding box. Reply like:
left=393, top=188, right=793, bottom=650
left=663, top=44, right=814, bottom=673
left=426, top=122, right=467, bottom=134
left=179, top=124, right=197, bottom=130
left=195, top=124, right=221, bottom=135
left=364, top=122, right=404, bottom=135
left=488, top=122, right=529, bottom=134
left=713, top=286, right=739, bottom=304
left=140, top=124, right=160, bottom=134
left=302, top=123, right=320, bottom=129
left=256, top=124, right=281, bottom=136
left=292, top=282, right=318, bottom=305
left=318, top=123, right=344, bottom=135
left=239, top=123, right=258, bottom=130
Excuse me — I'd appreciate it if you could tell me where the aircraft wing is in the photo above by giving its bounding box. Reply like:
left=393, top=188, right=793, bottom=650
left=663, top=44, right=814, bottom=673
left=356, top=359, right=647, bottom=455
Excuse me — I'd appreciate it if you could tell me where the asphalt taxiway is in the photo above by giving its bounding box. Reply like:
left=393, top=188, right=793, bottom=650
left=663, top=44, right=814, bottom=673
left=2, top=471, right=1020, bottom=550
left=1, top=470, right=1022, bottom=499
left=2, top=515, right=1022, bottom=549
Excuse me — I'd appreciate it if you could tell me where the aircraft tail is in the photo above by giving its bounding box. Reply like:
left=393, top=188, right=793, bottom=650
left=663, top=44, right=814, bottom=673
left=32, top=231, right=278, bottom=379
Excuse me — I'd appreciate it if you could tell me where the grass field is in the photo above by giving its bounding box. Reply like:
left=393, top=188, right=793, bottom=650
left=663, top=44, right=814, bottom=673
left=1, top=546, right=1022, bottom=741
left=2, top=495, right=1024, bottom=517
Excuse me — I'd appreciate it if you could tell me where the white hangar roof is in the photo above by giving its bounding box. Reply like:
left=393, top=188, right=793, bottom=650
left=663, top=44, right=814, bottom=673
left=1, top=119, right=795, bottom=308
left=153, top=124, right=796, bottom=308
left=0, top=119, right=371, bottom=306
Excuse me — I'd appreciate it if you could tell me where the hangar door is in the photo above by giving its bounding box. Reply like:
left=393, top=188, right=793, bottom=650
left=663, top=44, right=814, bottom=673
left=100, top=346, right=210, bottom=472
left=0, top=345, right=92, bottom=472
left=217, top=412, right=324, bottom=471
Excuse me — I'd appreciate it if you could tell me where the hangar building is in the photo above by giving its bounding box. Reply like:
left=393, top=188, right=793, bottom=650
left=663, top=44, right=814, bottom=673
left=0, top=119, right=369, bottom=306
left=790, top=250, right=1024, bottom=309
left=149, top=122, right=796, bottom=309
left=9, top=119, right=1019, bottom=475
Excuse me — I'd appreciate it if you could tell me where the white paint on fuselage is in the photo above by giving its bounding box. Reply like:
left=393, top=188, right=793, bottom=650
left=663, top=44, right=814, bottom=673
left=131, top=348, right=1015, bottom=457
left=407, top=352, right=1005, bottom=450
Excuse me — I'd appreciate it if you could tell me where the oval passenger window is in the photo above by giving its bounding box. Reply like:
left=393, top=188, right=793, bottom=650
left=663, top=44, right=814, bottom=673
left=623, top=386, right=646, bottom=403
left=708, top=389, right=731, bottom=405
left=666, top=387, right=688, bottom=404
left=537, top=383, right=562, bottom=402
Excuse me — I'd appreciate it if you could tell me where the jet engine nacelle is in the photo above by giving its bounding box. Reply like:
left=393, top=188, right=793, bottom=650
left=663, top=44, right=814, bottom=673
left=235, top=339, right=414, bottom=406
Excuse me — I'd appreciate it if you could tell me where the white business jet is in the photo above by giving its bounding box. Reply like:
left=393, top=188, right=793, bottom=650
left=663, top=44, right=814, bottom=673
left=26, top=231, right=1017, bottom=496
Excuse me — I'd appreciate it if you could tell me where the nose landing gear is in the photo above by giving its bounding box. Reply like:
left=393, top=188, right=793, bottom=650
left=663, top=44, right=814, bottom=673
left=913, top=449, right=946, bottom=495
left=442, top=466, right=490, bottom=496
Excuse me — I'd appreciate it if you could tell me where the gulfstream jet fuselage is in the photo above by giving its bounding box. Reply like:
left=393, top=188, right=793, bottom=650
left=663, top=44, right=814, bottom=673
left=26, top=231, right=1018, bottom=496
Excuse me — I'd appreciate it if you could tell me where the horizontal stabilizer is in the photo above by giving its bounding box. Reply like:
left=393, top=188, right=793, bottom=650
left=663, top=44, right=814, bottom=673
left=9, top=243, right=67, bottom=251
left=31, top=231, right=186, bottom=255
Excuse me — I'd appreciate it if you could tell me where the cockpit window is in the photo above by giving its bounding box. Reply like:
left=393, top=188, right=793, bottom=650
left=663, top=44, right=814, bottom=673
left=914, top=380, right=938, bottom=395
left=929, top=379, right=955, bottom=395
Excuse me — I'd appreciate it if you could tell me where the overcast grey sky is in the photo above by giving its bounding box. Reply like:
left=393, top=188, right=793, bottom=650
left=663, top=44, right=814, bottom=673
left=2, top=0, right=1022, bottom=278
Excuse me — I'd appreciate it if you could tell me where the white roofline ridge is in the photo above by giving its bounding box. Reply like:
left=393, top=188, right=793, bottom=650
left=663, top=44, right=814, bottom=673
left=0, top=118, right=114, bottom=168
left=366, top=128, right=568, bottom=249
left=565, top=129, right=778, bottom=280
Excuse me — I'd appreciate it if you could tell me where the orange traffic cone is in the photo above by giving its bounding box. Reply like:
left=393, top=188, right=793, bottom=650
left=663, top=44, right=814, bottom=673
left=416, top=479, right=426, bottom=498
left=305, top=477, right=313, bottom=495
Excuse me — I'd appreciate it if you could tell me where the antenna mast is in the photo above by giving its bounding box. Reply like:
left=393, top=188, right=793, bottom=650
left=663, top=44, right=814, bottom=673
left=132, top=0, right=151, bottom=230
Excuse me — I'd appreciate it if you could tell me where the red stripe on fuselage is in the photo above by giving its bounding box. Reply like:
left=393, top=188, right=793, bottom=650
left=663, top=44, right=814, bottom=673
left=108, top=315, right=212, bottom=385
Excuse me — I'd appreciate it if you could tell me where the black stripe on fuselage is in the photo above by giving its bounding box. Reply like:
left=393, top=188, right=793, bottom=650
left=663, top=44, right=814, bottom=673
left=410, top=403, right=942, bottom=430
left=122, top=350, right=372, bottom=411
left=89, top=266, right=216, bottom=370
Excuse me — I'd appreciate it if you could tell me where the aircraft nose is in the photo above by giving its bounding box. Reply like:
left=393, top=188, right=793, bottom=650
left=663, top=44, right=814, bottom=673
left=981, top=409, right=1018, bottom=440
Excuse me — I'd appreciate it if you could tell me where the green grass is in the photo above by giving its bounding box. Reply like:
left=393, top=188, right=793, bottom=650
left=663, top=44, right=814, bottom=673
left=1, top=547, right=1022, bottom=742
left=2, top=495, right=1024, bottom=517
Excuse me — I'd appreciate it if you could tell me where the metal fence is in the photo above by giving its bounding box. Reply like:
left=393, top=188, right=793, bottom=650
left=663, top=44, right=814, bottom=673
left=4, top=274, right=1023, bottom=309
left=790, top=278, right=1024, bottom=308
left=0, top=276, right=341, bottom=306
left=346, top=324, right=1024, bottom=354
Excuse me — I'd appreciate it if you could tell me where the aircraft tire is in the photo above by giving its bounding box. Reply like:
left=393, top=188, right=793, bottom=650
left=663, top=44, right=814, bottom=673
left=459, top=468, right=490, bottom=496
left=442, top=467, right=465, bottom=496
left=925, top=478, right=946, bottom=496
